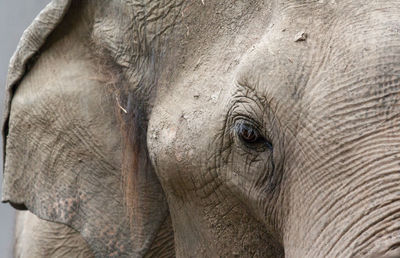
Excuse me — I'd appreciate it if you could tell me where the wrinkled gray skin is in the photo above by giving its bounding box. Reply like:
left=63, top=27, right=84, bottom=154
left=2, top=0, right=400, bottom=257
left=14, top=211, right=93, bottom=257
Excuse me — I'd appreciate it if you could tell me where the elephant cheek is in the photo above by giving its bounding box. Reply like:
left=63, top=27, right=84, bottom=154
left=147, top=121, right=178, bottom=181
left=147, top=112, right=198, bottom=198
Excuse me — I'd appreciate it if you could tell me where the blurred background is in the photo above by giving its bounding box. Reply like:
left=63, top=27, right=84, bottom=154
left=0, top=1, right=51, bottom=256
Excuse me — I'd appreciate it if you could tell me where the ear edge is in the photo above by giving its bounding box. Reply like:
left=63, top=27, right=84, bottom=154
left=2, top=0, right=72, bottom=163
left=3, top=201, right=27, bottom=211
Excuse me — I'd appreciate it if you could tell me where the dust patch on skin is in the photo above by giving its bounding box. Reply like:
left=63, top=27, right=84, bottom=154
left=46, top=191, right=129, bottom=256
left=46, top=191, right=88, bottom=223
left=50, top=198, right=79, bottom=223
left=100, top=225, right=127, bottom=257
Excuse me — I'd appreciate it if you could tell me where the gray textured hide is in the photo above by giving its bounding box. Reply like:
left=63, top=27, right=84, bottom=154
left=2, top=0, right=170, bottom=257
left=2, top=0, right=71, bottom=138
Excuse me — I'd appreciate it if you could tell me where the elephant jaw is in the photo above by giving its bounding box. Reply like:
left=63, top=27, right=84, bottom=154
left=165, top=190, right=284, bottom=257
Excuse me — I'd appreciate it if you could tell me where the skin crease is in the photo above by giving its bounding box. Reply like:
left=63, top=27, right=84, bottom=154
left=14, top=211, right=94, bottom=258
left=2, top=0, right=400, bottom=257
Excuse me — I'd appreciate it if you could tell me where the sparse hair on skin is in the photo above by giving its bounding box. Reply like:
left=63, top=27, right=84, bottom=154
left=86, top=0, right=185, bottom=231
left=88, top=43, right=156, bottom=229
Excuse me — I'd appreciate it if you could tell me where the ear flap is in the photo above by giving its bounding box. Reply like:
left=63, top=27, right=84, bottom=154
left=2, top=1, right=172, bottom=256
left=2, top=0, right=71, bottom=142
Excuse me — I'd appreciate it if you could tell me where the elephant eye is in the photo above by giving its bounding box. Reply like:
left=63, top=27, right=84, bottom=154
left=234, top=121, right=273, bottom=152
left=239, top=124, right=259, bottom=143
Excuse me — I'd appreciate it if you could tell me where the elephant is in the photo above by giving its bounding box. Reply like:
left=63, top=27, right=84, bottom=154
left=2, top=0, right=400, bottom=257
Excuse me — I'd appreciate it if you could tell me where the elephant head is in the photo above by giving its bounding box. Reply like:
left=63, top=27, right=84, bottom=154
left=2, top=0, right=400, bottom=257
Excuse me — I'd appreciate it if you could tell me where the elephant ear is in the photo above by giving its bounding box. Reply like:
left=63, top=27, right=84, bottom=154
left=1, top=1, right=171, bottom=257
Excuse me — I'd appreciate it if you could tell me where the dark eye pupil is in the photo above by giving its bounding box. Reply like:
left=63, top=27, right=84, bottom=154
left=240, top=127, right=258, bottom=142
